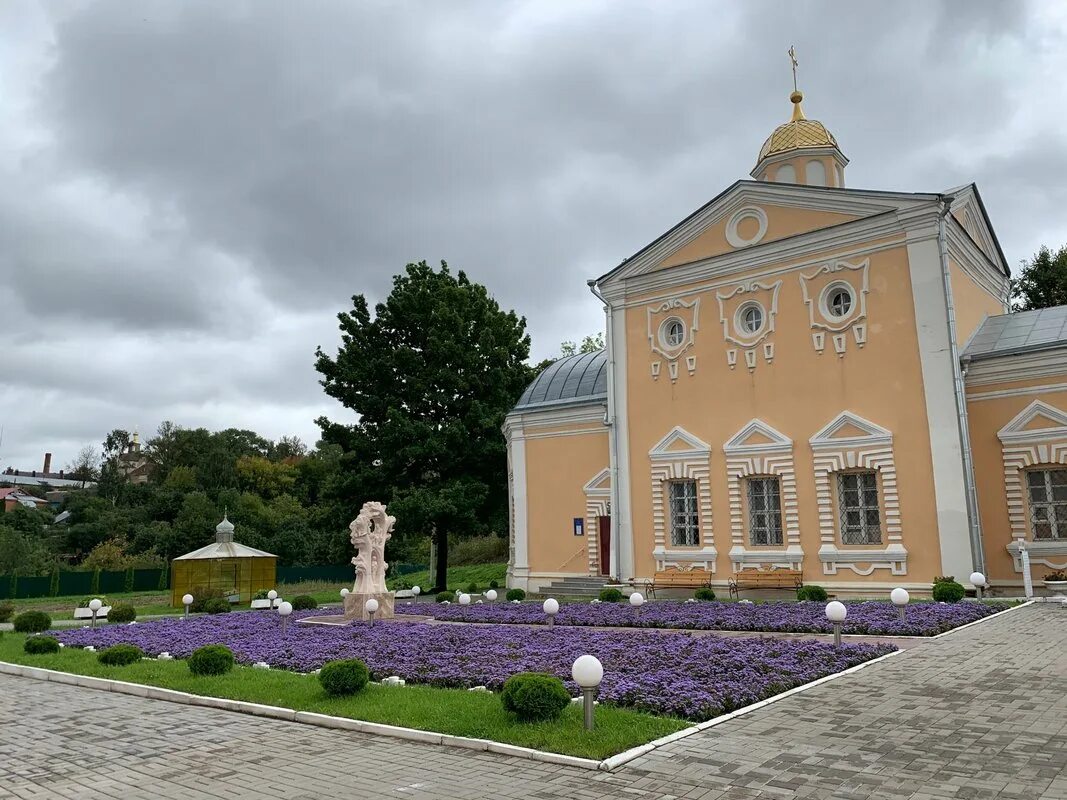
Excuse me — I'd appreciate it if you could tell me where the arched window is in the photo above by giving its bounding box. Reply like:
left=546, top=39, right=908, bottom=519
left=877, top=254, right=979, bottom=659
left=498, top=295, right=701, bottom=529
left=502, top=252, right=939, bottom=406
left=805, top=159, right=826, bottom=186
left=775, top=164, right=796, bottom=183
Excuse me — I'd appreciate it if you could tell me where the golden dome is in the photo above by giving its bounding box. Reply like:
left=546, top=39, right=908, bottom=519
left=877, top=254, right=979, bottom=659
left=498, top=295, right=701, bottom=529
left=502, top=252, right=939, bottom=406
left=757, top=91, right=839, bottom=161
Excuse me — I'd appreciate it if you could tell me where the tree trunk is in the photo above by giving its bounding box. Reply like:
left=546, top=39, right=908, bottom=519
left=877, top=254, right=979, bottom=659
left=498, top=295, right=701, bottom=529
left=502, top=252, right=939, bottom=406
left=433, top=526, right=448, bottom=592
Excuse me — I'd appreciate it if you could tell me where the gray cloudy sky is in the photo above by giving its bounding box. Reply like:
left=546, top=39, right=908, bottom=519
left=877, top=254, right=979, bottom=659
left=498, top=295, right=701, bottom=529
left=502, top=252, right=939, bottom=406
left=2, top=1, right=1066, bottom=471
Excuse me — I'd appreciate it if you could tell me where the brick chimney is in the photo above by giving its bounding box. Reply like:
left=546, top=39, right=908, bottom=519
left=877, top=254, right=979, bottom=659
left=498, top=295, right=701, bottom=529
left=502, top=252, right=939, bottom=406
left=43, top=453, right=52, bottom=474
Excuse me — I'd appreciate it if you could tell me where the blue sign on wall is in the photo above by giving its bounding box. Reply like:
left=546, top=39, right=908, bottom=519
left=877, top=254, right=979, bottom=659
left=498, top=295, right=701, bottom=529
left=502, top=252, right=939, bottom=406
left=573, top=517, right=584, bottom=536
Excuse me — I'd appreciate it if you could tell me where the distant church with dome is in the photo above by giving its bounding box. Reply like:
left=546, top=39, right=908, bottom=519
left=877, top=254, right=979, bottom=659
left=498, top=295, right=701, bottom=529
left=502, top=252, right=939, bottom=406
left=505, top=67, right=1067, bottom=596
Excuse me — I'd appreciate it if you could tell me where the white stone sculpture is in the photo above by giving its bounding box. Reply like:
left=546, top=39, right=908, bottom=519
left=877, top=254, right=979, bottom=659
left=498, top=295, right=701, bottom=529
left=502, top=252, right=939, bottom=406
left=343, top=501, right=398, bottom=621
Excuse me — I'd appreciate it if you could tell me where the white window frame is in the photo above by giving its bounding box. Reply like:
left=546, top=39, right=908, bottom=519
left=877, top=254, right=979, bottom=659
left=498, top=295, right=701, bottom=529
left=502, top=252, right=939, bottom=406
left=1026, top=468, right=1067, bottom=541
left=746, top=476, right=783, bottom=546
left=668, top=479, right=699, bottom=547
left=836, top=470, right=882, bottom=546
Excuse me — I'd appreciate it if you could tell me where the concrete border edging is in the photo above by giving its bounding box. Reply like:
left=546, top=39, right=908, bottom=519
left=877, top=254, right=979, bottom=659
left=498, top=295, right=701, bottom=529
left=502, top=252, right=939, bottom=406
left=928, top=599, right=1032, bottom=639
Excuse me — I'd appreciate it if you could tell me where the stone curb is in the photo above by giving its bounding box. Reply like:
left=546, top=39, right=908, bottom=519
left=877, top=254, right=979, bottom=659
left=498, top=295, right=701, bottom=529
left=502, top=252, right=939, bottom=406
left=0, top=660, right=604, bottom=771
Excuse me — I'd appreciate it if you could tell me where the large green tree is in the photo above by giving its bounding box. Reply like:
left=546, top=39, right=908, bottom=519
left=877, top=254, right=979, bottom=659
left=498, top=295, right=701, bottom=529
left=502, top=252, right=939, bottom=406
left=1012, top=244, right=1067, bottom=311
left=315, top=261, right=533, bottom=590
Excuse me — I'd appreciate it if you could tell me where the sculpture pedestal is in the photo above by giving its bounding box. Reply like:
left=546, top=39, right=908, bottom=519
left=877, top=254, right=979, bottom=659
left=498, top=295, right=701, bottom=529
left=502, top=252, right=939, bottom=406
left=343, top=591, right=396, bottom=621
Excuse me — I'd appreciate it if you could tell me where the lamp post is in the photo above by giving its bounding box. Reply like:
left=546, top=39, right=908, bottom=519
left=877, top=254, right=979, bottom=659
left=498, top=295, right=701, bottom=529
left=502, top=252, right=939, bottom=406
left=485, top=589, right=497, bottom=603
left=571, top=655, right=603, bottom=731
left=88, top=598, right=102, bottom=629
left=890, top=588, right=909, bottom=622
left=412, top=586, right=421, bottom=605
left=969, top=571, right=987, bottom=602
left=182, top=594, right=194, bottom=619
left=365, top=597, right=379, bottom=626
left=629, top=591, right=645, bottom=620
left=267, top=589, right=278, bottom=609
left=825, top=600, right=847, bottom=647
left=543, top=598, right=559, bottom=626
left=278, top=601, right=293, bottom=634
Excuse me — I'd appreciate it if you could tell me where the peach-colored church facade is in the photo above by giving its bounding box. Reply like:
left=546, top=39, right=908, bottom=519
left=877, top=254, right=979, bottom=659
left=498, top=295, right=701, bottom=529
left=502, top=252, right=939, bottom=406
left=505, top=89, right=1067, bottom=596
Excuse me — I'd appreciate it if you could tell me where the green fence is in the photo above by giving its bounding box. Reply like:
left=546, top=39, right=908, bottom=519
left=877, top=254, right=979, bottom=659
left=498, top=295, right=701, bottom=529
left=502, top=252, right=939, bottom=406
left=0, top=564, right=406, bottom=600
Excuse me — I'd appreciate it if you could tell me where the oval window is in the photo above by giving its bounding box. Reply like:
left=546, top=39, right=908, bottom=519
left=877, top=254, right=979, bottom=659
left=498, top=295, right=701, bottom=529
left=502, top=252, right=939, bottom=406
left=827, top=286, right=853, bottom=318
left=737, top=303, right=765, bottom=335
left=661, top=318, right=685, bottom=348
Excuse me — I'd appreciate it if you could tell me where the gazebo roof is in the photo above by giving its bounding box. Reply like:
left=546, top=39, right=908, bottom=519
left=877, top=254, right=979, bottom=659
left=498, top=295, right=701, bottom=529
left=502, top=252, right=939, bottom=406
left=173, top=540, right=277, bottom=560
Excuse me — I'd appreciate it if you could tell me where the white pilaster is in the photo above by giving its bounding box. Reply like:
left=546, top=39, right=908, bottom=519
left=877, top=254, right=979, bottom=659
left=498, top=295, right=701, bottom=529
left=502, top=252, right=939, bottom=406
left=610, top=300, right=634, bottom=582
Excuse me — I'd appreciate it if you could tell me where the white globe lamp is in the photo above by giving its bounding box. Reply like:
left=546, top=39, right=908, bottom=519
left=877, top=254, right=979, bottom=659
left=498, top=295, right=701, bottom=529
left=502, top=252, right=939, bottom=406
left=969, top=571, right=987, bottom=601
left=890, top=587, right=909, bottom=621
left=825, top=600, right=847, bottom=646
left=88, top=598, right=102, bottom=628
left=182, top=593, right=194, bottom=619
left=543, top=598, right=560, bottom=626
left=458, top=593, right=471, bottom=606
left=485, top=589, right=497, bottom=602
left=277, top=600, right=293, bottom=634
left=267, top=589, right=278, bottom=609
left=412, top=585, right=421, bottom=605
left=629, top=591, right=645, bottom=619
left=365, top=597, right=379, bottom=625
left=571, top=655, right=604, bottom=731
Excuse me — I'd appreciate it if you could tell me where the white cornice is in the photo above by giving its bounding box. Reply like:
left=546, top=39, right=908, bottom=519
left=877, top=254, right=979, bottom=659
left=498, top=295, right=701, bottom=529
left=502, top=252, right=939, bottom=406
left=946, top=224, right=1010, bottom=303
left=600, top=182, right=937, bottom=289
left=751, top=145, right=849, bottom=179
left=964, top=349, right=1067, bottom=386
left=503, top=403, right=607, bottom=438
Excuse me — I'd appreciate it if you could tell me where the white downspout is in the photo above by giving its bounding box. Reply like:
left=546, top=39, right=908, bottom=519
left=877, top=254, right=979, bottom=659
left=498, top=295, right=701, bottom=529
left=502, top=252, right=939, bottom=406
left=588, top=279, right=620, bottom=580
left=937, top=197, right=986, bottom=574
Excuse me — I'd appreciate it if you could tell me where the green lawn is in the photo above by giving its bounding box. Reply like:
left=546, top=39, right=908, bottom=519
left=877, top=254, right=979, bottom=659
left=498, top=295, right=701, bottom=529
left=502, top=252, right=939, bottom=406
left=388, top=562, right=507, bottom=592
left=0, top=633, right=684, bottom=759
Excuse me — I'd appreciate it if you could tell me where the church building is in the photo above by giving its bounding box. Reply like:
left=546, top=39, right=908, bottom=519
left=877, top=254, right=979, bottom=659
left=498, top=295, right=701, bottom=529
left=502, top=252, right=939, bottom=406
left=505, top=80, right=1067, bottom=596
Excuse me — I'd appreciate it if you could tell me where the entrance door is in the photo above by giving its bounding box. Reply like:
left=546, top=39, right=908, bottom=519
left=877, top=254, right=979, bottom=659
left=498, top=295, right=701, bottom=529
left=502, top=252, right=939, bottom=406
left=597, top=516, right=611, bottom=576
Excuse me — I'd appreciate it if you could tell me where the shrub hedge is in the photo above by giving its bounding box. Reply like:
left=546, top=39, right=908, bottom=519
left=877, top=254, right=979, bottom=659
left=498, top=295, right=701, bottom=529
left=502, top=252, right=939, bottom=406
left=13, top=611, right=52, bottom=633
left=694, top=587, right=716, bottom=601
left=24, top=636, right=60, bottom=655
left=98, top=644, right=145, bottom=666
left=291, top=595, right=318, bottom=611
left=500, top=672, right=571, bottom=722
left=109, top=603, right=137, bottom=623
left=932, top=580, right=966, bottom=603
left=505, top=588, right=525, bottom=602
left=435, top=590, right=455, bottom=603
left=202, top=597, right=231, bottom=614
left=188, top=644, right=235, bottom=676
left=318, top=659, right=370, bottom=696
left=0, top=602, right=15, bottom=623
left=797, top=585, right=829, bottom=602
left=598, top=588, right=624, bottom=602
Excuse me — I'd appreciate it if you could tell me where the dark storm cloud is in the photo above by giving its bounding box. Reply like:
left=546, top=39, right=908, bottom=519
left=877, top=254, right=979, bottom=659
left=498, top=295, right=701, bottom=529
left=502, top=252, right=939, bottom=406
left=1, top=0, right=1065, bottom=469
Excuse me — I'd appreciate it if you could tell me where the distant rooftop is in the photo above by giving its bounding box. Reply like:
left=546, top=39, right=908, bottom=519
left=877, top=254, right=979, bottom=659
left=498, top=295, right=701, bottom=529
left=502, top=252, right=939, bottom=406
left=512, top=349, right=607, bottom=413
left=964, top=307, right=1067, bottom=361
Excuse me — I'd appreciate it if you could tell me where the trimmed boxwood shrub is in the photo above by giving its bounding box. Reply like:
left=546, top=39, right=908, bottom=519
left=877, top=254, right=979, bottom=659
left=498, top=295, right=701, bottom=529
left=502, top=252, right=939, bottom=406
left=13, top=611, right=52, bottom=633
left=694, top=587, right=716, bottom=601
left=98, top=644, right=144, bottom=666
left=188, top=644, right=235, bottom=676
left=501, top=672, right=571, bottom=722
left=505, top=588, right=526, bottom=602
left=254, top=589, right=271, bottom=600
left=318, top=658, right=370, bottom=696
left=465, top=581, right=480, bottom=594
left=291, top=595, right=317, bottom=611
left=797, top=585, right=829, bottom=602
left=0, top=602, right=15, bottom=623
left=932, top=579, right=966, bottom=603
left=24, top=636, right=60, bottom=655
left=435, top=590, right=455, bottom=603
left=598, top=587, right=624, bottom=602
left=202, top=597, right=231, bottom=614
left=489, top=580, right=499, bottom=589
left=109, top=603, right=137, bottom=623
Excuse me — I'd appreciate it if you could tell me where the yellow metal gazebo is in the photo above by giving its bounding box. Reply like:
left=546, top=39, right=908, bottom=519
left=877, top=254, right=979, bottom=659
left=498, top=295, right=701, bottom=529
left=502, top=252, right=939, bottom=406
left=170, top=516, right=277, bottom=607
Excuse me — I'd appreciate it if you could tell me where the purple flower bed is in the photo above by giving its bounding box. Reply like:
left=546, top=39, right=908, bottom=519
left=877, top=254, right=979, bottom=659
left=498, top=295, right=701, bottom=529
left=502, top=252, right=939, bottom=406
left=57, top=613, right=894, bottom=720
left=397, top=599, right=1008, bottom=636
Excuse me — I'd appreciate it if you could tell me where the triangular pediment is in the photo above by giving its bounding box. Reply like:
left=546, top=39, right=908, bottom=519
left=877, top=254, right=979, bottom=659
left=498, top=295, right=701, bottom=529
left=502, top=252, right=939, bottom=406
left=599, top=181, right=937, bottom=286
left=945, top=184, right=1008, bottom=276
left=649, top=426, right=711, bottom=458
left=810, top=412, right=892, bottom=449
left=999, top=401, right=1067, bottom=443
left=582, top=468, right=612, bottom=493
left=724, top=419, right=792, bottom=454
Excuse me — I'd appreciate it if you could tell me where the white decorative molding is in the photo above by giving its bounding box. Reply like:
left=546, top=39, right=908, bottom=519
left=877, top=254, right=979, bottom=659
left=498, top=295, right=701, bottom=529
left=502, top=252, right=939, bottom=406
left=647, top=297, right=700, bottom=361
left=685, top=355, right=696, bottom=375
left=649, top=426, right=714, bottom=572
left=799, top=259, right=871, bottom=356
left=716, top=279, right=782, bottom=348
left=723, top=420, right=802, bottom=571
left=809, top=411, right=905, bottom=575
left=582, top=468, right=612, bottom=576
left=997, top=400, right=1067, bottom=560
left=725, top=206, right=768, bottom=249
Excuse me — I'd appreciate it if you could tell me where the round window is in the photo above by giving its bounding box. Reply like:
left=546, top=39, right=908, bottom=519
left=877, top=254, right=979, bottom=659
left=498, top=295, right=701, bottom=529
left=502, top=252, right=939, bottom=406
left=736, top=302, right=765, bottom=335
left=826, top=285, right=853, bottom=318
left=660, top=318, right=685, bottom=348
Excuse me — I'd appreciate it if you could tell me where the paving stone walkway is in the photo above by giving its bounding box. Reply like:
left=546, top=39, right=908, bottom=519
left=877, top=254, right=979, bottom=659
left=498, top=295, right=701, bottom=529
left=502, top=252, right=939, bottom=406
left=0, top=604, right=1064, bottom=799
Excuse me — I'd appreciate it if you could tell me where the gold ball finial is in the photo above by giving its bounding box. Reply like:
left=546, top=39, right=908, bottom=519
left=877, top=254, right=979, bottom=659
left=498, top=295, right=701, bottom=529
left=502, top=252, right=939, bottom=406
left=790, top=90, right=803, bottom=104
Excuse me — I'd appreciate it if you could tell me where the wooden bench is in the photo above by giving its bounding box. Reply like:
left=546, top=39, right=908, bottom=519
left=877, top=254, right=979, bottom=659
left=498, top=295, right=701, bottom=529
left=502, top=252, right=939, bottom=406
left=728, top=568, right=803, bottom=598
left=642, top=568, right=713, bottom=598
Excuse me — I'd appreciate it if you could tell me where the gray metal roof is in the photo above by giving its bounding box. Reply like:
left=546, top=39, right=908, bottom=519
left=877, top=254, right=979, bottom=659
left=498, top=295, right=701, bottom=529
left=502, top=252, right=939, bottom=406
left=513, top=349, right=607, bottom=412
left=964, top=307, right=1067, bottom=361
left=174, top=541, right=277, bottom=560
